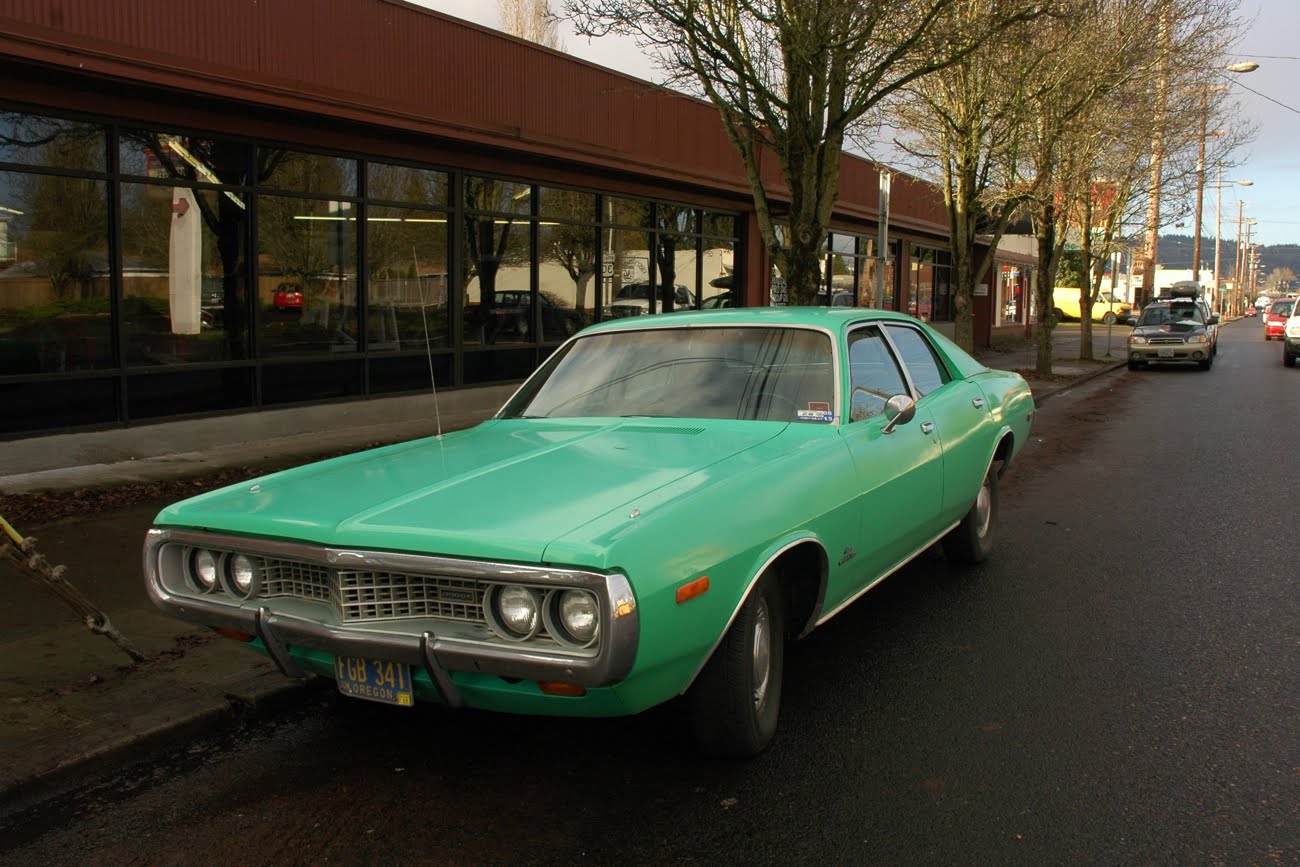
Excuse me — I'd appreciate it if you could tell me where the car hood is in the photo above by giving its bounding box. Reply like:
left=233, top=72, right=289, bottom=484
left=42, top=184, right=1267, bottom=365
left=153, top=419, right=783, bottom=562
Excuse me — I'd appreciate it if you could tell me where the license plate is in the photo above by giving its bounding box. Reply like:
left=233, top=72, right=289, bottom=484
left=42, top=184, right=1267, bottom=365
left=334, top=655, right=414, bottom=706
left=1158, top=348, right=1174, bottom=358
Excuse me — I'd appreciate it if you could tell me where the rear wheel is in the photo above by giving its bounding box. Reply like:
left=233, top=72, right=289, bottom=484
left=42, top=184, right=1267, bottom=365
left=1102, top=311, right=1117, bottom=325
left=1285, top=352, right=1297, bottom=368
left=942, top=465, right=998, bottom=565
left=688, top=574, right=784, bottom=758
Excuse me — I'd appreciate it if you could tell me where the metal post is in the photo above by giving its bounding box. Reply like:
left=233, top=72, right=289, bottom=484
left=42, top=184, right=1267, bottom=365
left=875, top=169, right=891, bottom=308
left=1213, top=165, right=1223, bottom=313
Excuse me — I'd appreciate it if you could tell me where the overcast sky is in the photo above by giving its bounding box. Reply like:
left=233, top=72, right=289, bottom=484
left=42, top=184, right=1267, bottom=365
left=413, top=0, right=1298, bottom=247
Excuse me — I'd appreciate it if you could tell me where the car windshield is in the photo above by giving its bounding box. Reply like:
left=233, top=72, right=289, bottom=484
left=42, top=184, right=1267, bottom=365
left=1270, top=301, right=1293, bottom=316
left=503, top=326, right=835, bottom=422
left=1138, top=305, right=1202, bottom=326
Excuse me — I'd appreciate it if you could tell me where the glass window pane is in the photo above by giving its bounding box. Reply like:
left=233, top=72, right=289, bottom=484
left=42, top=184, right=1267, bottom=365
left=367, top=162, right=448, bottom=208
left=127, top=367, right=254, bottom=419
left=257, top=148, right=357, bottom=197
left=539, top=221, right=595, bottom=341
left=462, top=213, right=532, bottom=345
left=654, top=234, right=697, bottom=313
left=464, top=175, right=531, bottom=215
left=121, top=183, right=250, bottom=365
left=120, top=130, right=250, bottom=186
left=700, top=239, right=736, bottom=308
left=604, top=227, right=651, bottom=317
left=604, top=196, right=651, bottom=227
left=537, top=186, right=595, bottom=223
left=701, top=211, right=736, bottom=238
left=366, top=205, right=450, bottom=350
left=657, top=203, right=698, bottom=235
left=847, top=326, right=908, bottom=422
left=0, top=170, right=111, bottom=373
left=885, top=324, right=950, bottom=396
left=0, top=111, right=106, bottom=172
left=257, top=195, right=358, bottom=355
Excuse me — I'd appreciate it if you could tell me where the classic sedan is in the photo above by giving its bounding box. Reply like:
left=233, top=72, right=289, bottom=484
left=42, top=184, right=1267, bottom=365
left=143, top=308, right=1034, bottom=757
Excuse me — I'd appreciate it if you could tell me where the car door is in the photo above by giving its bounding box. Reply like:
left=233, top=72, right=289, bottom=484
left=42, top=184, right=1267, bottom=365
left=830, top=324, right=943, bottom=612
left=883, top=323, right=991, bottom=528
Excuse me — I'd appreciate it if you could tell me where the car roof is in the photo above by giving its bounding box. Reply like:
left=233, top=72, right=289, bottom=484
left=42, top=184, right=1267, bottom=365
left=581, top=306, right=924, bottom=333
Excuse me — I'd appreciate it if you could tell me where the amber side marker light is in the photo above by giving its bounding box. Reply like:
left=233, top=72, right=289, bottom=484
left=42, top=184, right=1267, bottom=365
left=538, top=682, right=586, bottom=697
left=676, top=576, right=710, bottom=604
left=213, top=627, right=255, bottom=642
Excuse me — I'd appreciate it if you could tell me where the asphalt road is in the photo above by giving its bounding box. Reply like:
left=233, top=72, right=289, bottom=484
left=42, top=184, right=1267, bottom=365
left=3, top=319, right=1295, bottom=866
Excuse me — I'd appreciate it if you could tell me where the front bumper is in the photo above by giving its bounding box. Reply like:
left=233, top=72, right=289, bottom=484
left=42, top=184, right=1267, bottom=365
left=143, top=528, right=640, bottom=708
left=1128, top=343, right=1211, bottom=365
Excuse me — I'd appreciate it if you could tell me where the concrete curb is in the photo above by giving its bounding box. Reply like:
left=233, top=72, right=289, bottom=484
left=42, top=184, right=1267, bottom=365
left=1030, top=360, right=1129, bottom=407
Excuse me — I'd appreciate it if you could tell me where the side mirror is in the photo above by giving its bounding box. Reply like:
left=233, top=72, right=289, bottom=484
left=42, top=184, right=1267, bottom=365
left=1209, top=315, right=1220, bottom=325
left=881, top=394, right=916, bottom=434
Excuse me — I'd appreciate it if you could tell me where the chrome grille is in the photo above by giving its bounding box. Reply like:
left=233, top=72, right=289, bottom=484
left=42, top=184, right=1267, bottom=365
left=260, top=559, right=332, bottom=602
left=338, top=571, right=483, bottom=622
left=1147, top=336, right=1186, bottom=345
left=253, top=557, right=485, bottom=624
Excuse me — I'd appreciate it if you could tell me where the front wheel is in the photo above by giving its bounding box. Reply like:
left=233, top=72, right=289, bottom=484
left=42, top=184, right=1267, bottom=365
left=688, top=574, right=784, bottom=758
left=942, top=465, right=998, bottom=565
left=1102, top=311, right=1117, bottom=325
left=1285, top=352, right=1297, bottom=368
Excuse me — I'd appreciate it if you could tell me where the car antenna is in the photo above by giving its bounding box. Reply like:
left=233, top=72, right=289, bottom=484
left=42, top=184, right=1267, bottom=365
left=413, top=246, right=443, bottom=439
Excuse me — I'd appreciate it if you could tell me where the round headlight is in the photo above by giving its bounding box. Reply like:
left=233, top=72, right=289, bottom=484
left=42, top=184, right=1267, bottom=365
left=558, top=590, right=599, bottom=644
left=227, top=554, right=259, bottom=598
left=496, top=585, right=539, bottom=637
left=190, top=549, right=219, bottom=593
left=1128, top=335, right=1147, bottom=345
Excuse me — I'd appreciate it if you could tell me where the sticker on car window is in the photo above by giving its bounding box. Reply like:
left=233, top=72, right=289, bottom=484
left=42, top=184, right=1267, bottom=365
left=797, top=403, right=834, bottom=423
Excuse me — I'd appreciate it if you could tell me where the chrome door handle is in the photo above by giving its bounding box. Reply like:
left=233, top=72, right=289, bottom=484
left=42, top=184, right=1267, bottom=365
left=921, top=421, right=935, bottom=434
left=972, top=397, right=985, bottom=408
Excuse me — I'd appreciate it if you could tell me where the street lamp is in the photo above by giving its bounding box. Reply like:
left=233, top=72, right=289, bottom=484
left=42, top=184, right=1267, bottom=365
left=1212, top=169, right=1252, bottom=313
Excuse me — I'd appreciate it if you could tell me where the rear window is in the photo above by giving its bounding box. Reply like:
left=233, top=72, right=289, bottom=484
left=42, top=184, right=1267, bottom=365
left=1270, top=301, right=1293, bottom=316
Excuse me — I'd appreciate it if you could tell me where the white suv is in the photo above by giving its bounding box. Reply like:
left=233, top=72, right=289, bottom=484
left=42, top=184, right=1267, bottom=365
left=1283, top=303, right=1300, bottom=367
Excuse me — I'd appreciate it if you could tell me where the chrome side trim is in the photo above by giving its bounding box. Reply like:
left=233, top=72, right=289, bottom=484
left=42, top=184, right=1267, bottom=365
left=255, top=607, right=305, bottom=678
left=421, top=632, right=465, bottom=708
left=814, top=521, right=961, bottom=626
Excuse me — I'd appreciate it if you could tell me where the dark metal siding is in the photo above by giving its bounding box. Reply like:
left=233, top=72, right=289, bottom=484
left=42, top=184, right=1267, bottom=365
left=0, top=0, right=945, bottom=229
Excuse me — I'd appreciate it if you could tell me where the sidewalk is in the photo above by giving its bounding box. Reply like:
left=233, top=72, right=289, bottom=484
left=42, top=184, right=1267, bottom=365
left=0, top=326, right=1130, bottom=812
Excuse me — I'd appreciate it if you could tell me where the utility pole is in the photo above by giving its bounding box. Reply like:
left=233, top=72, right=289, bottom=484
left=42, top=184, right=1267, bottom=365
left=1140, top=5, right=1172, bottom=309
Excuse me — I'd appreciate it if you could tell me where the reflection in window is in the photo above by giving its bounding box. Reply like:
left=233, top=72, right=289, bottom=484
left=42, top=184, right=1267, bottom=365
left=0, top=111, right=106, bottom=171
left=604, top=228, right=651, bottom=317
left=120, top=130, right=250, bottom=186
left=462, top=208, right=532, bottom=345
left=465, top=175, right=531, bottom=215
left=537, top=186, right=595, bottom=223
left=847, top=326, right=908, bottom=421
left=653, top=233, right=696, bottom=313
left=539, top=220, right=596, bottom=340
left=605, top=196, right=651, bottom=227
left=0, top=170, right=111, bottom=373
left=257, top=195, right=358, bottom=356
left=367, top=162, right=447, bottom=208
left=701, top=239, right=735, bottom=307
left=258, top=148, right=357, bottom=197
left=120, top=183, right=249, bottom=365
left=366, top=205, right=449, bottom=350
left=702, top=211, right=736, bottom=238
left=884, top=324, right=949, bottom=396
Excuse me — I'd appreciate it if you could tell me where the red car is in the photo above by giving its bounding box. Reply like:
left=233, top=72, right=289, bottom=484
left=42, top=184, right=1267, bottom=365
left=272, top=283, right=304, bottom=311
left=1264, top=299, right=1294, bottom=340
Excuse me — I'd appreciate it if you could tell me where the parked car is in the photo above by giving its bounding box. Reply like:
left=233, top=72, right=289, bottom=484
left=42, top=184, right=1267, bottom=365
left=1264, top=299, right=1294, bottom=340
left=272, top=283, right=304, bottom=311
left=143, top=307, right=1034, bottom=757
left=604, top=282, right=695, bottom=317
left=1051, top=287, right=1133, bottom=325
left=463, top=290, right=585, bottom=340
left=1283, top=302, right=1300, bottom=367
left=1243, top=306, right=1258, bottom=317
left=1126, top=296, right=1216, bottom=370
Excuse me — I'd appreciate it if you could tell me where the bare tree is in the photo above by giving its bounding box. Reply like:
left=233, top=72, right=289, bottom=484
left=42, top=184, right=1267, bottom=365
left=499, top=0, right=565, bottom=50
left=565, top=0, right=1047, bottom=306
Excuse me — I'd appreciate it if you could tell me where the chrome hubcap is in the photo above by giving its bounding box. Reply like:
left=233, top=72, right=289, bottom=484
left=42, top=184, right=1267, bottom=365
left=973, top=479, right=992, bottom=539
left=751, top=598, right=771, bottom=708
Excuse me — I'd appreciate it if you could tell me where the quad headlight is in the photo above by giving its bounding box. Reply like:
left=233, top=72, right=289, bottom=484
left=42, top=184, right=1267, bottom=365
left=486, top=583, right=602, bottom=647
left=226, top=553, right=260, bottom=599
left=189, top=548, right=220, bottom=593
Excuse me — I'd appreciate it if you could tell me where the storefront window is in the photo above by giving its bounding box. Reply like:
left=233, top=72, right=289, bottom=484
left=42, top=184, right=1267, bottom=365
left=367, top=162, right=447, bottom=208
left=826, top=233, right=856, bottom=305
left=997, top=263, right=1025, bottom=325
left=465, top=174, right=531, bottom=216
left=120, top=130, right=250, bottom=186
left=257, top=195, right=358, bottom=355
left=258, top=148, right=357, bottom=197
left=0, top=169, right=111, bottom=373
left=120, top=183, right=249, bottom=365
left=366, top=205, right=449, bottom=350
left=0, top=111, right=106, bottom=171
left=539, top=218, right=596, bottom=340
left=462, top=207, right=532, bottom=345
left=909, top=246, right=952, bottom=322
left=700, top=239, right=735, bottom=308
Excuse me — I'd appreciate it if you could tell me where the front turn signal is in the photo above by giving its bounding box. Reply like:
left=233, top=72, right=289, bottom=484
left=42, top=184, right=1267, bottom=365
left=676, top=576, right=710, bottom=605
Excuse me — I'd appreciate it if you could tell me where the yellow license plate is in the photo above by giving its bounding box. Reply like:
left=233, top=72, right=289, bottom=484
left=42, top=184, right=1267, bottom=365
left=334, top=655, right=414, bottom=707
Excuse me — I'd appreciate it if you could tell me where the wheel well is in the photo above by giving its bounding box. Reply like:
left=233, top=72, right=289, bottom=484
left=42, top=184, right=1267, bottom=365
left=768, top=541, right=826, bottom=639
left=993, top=431, right=1015, bottom=478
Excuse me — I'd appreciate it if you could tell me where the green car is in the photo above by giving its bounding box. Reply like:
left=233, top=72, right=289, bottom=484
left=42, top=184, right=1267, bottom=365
left=144, top=308, right=1034, bottom=756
